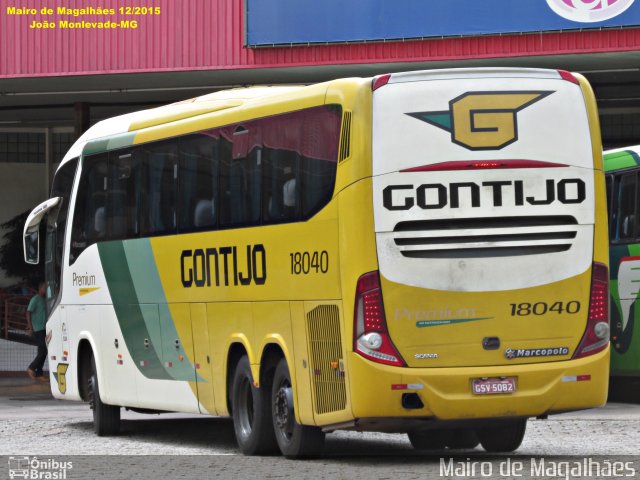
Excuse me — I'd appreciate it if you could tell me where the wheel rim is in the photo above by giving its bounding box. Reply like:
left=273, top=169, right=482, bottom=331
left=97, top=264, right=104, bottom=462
left=274, top=379, right=294, bottom=441
left=237, top=376, right=254, bottom=439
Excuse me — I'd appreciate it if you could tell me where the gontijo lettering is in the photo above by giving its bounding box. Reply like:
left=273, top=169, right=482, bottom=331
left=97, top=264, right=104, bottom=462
left=181, top=244, right=267, bottom=288
left=383, top=178, right=586, bottom=210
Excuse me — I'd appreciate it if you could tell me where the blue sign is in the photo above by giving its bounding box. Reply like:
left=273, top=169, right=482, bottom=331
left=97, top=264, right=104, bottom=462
left=245, top=0, right=640, bottom=46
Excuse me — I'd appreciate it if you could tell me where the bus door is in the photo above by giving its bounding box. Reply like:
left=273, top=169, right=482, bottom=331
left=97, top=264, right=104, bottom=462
left=608, top=170, right=640, bottom=356
left=190, top=303, right=217, bottom=414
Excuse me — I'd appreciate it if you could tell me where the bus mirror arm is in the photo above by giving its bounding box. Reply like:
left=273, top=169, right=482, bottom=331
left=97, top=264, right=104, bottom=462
left=23, top=197, right=61, bottom=265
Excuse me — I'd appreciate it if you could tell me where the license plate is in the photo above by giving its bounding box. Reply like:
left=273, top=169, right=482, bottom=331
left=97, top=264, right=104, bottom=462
left=471, top=377, right=516, bottom=395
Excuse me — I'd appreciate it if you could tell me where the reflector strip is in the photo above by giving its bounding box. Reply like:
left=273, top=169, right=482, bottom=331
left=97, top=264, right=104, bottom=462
left=391, top=383, right=425, bottom=391
left=562, top=375, right=592, bottom=382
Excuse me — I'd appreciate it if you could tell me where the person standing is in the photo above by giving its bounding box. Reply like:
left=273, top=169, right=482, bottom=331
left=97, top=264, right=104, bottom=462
left=26, top=282, right=48, bottom=381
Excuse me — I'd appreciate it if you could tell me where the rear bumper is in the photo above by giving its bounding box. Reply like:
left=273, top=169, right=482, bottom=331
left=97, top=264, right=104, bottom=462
left=346, top=347, right=609, bottom=426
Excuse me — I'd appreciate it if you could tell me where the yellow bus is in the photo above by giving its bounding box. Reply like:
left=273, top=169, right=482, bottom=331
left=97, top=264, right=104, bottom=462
left=24, top=68, right=609, bottom=457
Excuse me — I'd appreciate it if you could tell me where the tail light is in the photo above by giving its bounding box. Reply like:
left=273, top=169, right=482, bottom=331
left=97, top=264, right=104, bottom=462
left=372, top=74, right=392, bottom=91
left=558, top=70, right=580, bottom=85
left=573, top=262, right=610, bottom=359
left=353, top=271, right=405, bottom=367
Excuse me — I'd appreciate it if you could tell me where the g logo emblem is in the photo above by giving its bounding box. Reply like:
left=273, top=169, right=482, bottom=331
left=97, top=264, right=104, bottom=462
left=407, top=91, right=553, bottom=151
left=55, top=363, right=69, bottom=394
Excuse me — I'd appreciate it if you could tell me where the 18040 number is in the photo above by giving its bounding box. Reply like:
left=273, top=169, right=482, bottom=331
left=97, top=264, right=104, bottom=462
left=510, top=301, right=580, bottom=316
left=290, top=251, right=329, bottom=275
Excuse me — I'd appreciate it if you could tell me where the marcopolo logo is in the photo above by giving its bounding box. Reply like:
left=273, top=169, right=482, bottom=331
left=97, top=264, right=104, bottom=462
left=504, top=347, right=570, bottom=359
left=407, top=91, right=552, bottom=151
left=547, top=0, right=635, bottom=23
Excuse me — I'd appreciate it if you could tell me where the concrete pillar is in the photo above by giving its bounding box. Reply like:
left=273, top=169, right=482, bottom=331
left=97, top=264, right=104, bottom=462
left=74, top=102, right=90, bottom=139
left=45, top=127, right=51, bottom=193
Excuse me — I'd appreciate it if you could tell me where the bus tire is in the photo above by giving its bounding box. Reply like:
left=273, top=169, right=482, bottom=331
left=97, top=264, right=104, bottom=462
left=407, top=429, right=451, bottom=450
left=478, top=419, right=527, bottom=453
left=88, top=355, right=120, bottom=436
left=231, top=356, right=278, bottom=455
left=272, top=358, right=324, bottom=458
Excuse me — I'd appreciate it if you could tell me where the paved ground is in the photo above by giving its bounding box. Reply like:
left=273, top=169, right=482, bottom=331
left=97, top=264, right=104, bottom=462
left=0, top=377, right=639, bottom=479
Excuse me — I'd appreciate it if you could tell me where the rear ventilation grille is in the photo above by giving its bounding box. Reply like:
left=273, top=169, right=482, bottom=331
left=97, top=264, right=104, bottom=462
left=393, top=216, right=578, bottom=259
left=307, top=305, right=347, bottom=415
left=339, top=111, right=352, bottom=162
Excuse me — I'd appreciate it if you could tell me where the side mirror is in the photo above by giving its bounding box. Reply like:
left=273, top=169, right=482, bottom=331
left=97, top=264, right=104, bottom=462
left=23, top=197, right=61, bottom=265
left=24, top=230, right=39, bottom=265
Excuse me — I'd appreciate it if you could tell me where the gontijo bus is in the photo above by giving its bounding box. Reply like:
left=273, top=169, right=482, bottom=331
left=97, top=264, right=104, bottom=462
left=24, top=68, right=609, bottom=457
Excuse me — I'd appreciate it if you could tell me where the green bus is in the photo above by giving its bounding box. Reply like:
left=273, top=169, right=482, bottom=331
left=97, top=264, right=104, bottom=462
left=605, top=146, right=640, bottom=394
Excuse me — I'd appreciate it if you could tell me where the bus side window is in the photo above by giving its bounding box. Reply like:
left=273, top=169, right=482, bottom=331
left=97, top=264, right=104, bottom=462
left=262, top=148, right=300, bottom=224
left=616, top=173, right=638, bottom=241
left=299, top=106, right=340, bottom=218
left=300, top=156, right=336, bottom=219
left=70, top=153, right=108, bottom=263
left=178, top=133, right=219, bottom=233
left=108, top=152, right=140, bottom=240
left=140, top=141, right=178, bottom=237
left=219, top=129, right=262, bottom=228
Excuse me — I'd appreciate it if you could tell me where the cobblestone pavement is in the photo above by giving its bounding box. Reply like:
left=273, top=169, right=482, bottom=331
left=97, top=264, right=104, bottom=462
left=1, top=377, right=639, bottom=479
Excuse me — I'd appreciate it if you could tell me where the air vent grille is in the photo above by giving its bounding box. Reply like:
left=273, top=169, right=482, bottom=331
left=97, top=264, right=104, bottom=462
left=393, top=216, right=578, bottom=258
left=339, top=111, right=352, bottom=162
left=307, top=305, right=347, bottom=415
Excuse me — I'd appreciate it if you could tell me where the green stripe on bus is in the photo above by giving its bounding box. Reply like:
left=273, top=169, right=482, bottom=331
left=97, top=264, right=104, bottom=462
left=84, top=132, right=136, bottom=156
left=98, top=241, right=172, bottom=380
left=123, top=239, right=199, bottom=382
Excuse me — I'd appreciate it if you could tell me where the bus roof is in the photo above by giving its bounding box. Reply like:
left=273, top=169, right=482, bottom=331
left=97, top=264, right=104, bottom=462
left=58, top=85, right=305, bottom=168
left=603, top=145, right=640, bottom=173
left=56, top=67, right=581, bottom=173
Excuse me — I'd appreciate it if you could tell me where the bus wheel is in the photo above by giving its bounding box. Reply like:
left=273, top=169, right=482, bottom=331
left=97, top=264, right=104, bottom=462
left=231, top=356, right=277, bottom=455
left=407, top=429, right=451, bottom=450
left=272, top=358, right=324, bottom=458
left=88, top=355, right=120, bottom=436
left=448, top=429, right=480, bottom=450
left=478, top=419, right=527, bottom=453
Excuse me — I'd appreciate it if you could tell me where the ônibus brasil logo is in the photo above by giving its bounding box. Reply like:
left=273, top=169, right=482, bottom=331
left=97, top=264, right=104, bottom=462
left=546, top=0, right=635, bottom=23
